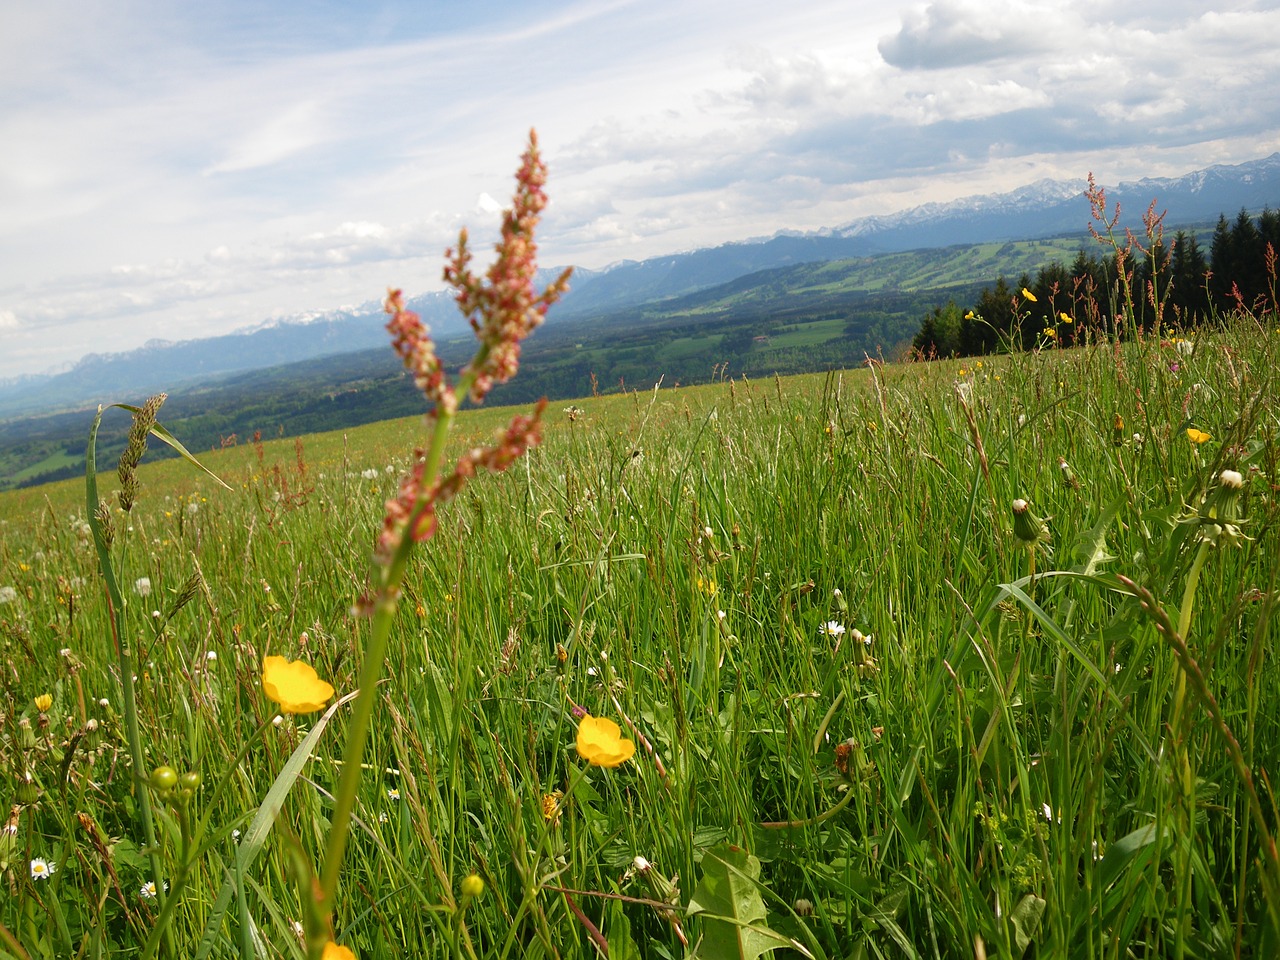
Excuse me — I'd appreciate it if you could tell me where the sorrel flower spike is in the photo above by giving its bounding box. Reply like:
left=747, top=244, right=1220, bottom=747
left=444, top=129, right=573, bottom=404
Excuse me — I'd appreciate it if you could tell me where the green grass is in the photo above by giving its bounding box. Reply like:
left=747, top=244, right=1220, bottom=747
left=2, top=316, right=1279, bottom=958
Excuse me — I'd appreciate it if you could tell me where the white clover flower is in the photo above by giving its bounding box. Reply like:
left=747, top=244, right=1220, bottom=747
left=134, top=577, right=152, bottom=597
left=30, top=858, right=55, bottom=880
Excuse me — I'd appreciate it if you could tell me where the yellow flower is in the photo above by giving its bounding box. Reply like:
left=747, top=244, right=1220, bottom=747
left=34, top=693, right=52, bottom=712
left=1022, top=288, right=1037, bottom=302
left=964, top=310, right=975, bottom=320
left=1186, top=428, right=1212, bottom=444
left=1059, top=311, right=1073, bottom=323
left=541, top=791, right=563, bottom=824
left=1042, top=327, right=1057, bottom=339
left=696, top=576, right=717, bottom=598
left=975, top=360, right=983, bottom=368
left=262, top=656, right=334, bottom=714
left=576, top=714, right=635, bottom=767
left=323, top=944, right=356, bottom=960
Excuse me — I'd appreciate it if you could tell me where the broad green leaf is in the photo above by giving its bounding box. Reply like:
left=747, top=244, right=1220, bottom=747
left=688, top=844, right=808, bottom=960
left=1009, top=893, right=1045, bottom=956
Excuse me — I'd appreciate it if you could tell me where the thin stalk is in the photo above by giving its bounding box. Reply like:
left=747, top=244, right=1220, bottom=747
left=1168, top=538, right=1211, bottom=960
left=84, top=407, right=175, bottom=959
left=317, top=362, right=480, bottom=929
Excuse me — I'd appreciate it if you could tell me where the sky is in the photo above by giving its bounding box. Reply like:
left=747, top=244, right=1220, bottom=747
left=2, top=0, right=1279, bottom=380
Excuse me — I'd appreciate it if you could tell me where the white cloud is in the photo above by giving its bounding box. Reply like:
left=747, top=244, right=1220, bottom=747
left=0, top=0, right=1278, bottom=379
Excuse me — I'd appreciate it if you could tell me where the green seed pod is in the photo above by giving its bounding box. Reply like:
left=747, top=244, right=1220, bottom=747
left=1201, top=469, right=1244, bottom=524
left=150, top=765, right=178, bottom=792
left=1011, top=498, right=1047, bottom=544
left=15, top=780, right=40, bottom=805
left=460, top=873, right=485, bottom=899
left=180, top=770, right=202, bottom=791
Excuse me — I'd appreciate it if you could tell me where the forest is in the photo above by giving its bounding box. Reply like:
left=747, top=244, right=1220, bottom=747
left=912, top=207, right=1280, bottom=356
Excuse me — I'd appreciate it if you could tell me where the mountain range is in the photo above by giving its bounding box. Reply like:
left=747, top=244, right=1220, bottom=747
left=1, top=151, right=1277, bottom=421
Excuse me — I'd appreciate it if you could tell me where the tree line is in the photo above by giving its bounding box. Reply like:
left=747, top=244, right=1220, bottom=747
left=912, top=207, right=1280, bottom=357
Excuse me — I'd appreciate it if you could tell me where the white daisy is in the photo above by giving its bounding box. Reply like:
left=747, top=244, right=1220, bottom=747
left=30, top=858, right=56, bottom=880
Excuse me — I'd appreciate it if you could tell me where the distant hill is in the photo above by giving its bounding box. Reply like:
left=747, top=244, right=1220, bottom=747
left=2, top=152, right=1277, bottom=424
left=0, top=235, right=1106, bottom=490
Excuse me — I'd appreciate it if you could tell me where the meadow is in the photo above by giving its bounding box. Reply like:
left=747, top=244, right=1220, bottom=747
left=2, top=308, right=1277, bottom=958
left=3, top=136, right=1280, bottom=958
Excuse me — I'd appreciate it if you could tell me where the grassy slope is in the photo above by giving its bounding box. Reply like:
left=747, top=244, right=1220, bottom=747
left=2, top=318, right=1278, bottom=957
left=0, top=236, right=1087, bottom=492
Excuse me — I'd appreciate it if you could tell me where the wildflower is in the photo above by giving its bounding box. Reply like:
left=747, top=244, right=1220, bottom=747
left=1059, top=312, right=1073, bottom=323
left=541, top=791, right=563, bottom=824
left=1186, top=428, right=1212, bottom=444
left=231, top=829, right=241, bottom=843
left=261, top=656, right=334, bottom=714
left=134, top=577, right=152, bottom=597
left=1112, top=413, right=1125, bottom=447
left=140, top=880, right=168, bottom=899
left=819, top=621, right=846, bottom=640
left=1042, top=327, right=1057, bottom=339
left=460, top=874, right=486, bottom=899
left=361, top=468, right=379, bottom=481
left=30, top=858, right=55, bottom=880
left=1022, top=288, right=1038, bottom=302
left=206, top=651, right=218, bottom=662
left=696, top=576, right=717, bottom=598
left=387, top=787, right=401, bottom=801
left=964, top=310, right=975, bottom=320
left=576, top=714, right=635, bottom=767
left=34, top=694, right=52, bottom=713
left=324, top=945, right=357, bottom=960
left=0, top=586, right=17, bottom=604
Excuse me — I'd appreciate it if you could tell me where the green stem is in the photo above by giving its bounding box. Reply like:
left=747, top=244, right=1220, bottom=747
left=317, top=377, right=472, bottom=930
left=84, top=407, right=174, bottom=959
left=1170, top=538, right=1211, bottom=960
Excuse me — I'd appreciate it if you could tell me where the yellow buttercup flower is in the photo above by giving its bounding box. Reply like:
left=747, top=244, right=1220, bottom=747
left=1059, top=311, right=1073, bottom=323
left=1186, top=428, right=1212, bottom=445
left=1022, top=288, right=1037, bottom=302
left=1042, top=327, right=1057, bottom=339
left=576, top=714, right=635, bottom=767
left=262, top=656, right=334, bottom=714
left=323, top=944, right=356, bottom=960
left=34, top=693, right=52, bottom=713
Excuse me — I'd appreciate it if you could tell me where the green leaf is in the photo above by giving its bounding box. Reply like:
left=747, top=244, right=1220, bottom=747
left=688, top=844, right=808, bottom=960
left=1009, top=893, right=1045, bottom=956
left=193, top=690, right=355, bottom=960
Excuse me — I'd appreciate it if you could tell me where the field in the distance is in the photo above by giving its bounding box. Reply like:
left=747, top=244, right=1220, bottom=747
left=1, top=319, right=1278, bottom=958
